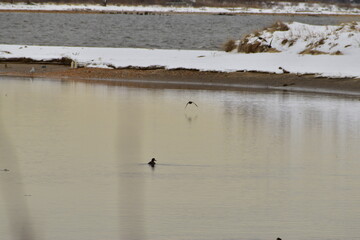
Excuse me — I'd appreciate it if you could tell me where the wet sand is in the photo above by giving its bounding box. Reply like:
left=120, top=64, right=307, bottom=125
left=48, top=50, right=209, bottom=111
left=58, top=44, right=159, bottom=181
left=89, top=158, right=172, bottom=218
left=1, top=63, right=360, bottom=96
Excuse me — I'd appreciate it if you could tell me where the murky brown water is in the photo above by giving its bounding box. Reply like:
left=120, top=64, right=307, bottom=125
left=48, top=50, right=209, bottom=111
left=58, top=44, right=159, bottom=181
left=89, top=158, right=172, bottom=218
left=1, top=77, right=360, bottom=240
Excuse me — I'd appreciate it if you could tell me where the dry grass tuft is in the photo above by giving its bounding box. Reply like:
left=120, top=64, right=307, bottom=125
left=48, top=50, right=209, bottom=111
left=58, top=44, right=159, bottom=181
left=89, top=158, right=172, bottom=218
left=235, top=21, right=290, bottom=53
left=281, top=39, right=288, bottom=45
left=237, top=37, right=279, bottom=53
left=299, top=49, right=327, bottom=55
left=222, top=39, right=237, bottom=52
left=318, top=38, right=326, bottom=45
left=238, top=39, right=263, bottom=53
left=331, top=50, right=343, bottom=55
left=266, top=48, right=281, bottom=53
left=268, top=21, right=289, bottom=32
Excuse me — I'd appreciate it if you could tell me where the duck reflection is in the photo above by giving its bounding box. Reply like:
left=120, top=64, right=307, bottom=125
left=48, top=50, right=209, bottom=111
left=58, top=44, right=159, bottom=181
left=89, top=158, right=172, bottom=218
left=184, top=113, right=198, bottom=124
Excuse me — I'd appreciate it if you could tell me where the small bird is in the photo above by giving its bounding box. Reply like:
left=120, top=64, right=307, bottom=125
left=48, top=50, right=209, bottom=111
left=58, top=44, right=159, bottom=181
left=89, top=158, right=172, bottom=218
left=258, top=37, right=273, bottom=48
left=185, top=101, right=198, bottom=108
left=279, top=67, right=290, bottom=74
left=148, top=158, right=156, bottom=167
left=30, top=67, right=35, bottom=73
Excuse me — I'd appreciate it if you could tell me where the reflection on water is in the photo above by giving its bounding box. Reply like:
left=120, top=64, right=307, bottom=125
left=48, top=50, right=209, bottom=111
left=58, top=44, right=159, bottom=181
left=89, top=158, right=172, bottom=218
left=0, top=77, right=360, bottom=240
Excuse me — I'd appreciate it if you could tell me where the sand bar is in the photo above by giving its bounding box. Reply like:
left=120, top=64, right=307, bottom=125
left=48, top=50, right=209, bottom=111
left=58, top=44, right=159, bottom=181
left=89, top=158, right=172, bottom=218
left=1, top=63, right=360, bottom=96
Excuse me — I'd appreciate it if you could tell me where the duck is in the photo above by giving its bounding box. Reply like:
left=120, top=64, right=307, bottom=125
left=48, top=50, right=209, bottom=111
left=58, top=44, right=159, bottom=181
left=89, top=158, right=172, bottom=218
left=148, top=158, right=156, bottom=167
left=185, top=101, right=198, bottom=108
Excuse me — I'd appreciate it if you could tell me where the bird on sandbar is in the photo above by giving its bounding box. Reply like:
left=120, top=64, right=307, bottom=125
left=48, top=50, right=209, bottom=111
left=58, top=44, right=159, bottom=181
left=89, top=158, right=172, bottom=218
left=185, top=101, right=198, bottom=108
left=279, top=67, right=290, bottom=74
left=148, top=158, right=156, bottom=167
left=30, top=67, right=35, bottom=73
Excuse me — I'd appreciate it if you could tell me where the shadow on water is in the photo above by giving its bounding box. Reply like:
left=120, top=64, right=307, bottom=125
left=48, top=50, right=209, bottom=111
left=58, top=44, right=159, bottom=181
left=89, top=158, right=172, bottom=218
left=0, top=99, right=36, bottom=240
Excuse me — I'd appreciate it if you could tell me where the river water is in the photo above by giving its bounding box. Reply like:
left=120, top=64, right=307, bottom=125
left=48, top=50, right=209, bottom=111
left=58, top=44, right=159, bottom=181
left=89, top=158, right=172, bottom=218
left=1, top=12, right=360, bottom=49
left=1, top=77, right=360, bottom=240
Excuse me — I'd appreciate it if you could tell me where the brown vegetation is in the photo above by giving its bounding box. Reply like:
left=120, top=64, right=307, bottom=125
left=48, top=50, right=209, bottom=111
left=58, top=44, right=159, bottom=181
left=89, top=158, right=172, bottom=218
left=0, top=57, right=73, bottom=65
left=236, top=21, right=287, bottom=53
left=331, top=50, right=343, bottom=55
left=299, top=49, right=327, bottom=55
left=222, top=39, right=236, bottom=52
left=299, top=49, right=344, bottom=55
left=237, top=38, right=280, bottom=53
left=267, top=21, right=290, bottom=32
left=238, top=39, right=263, bottom=53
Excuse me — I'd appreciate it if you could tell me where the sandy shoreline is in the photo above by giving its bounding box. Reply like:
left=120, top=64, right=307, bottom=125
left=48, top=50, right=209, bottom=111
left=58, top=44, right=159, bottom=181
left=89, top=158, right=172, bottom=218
left=1, top=63, right=360, bottom=96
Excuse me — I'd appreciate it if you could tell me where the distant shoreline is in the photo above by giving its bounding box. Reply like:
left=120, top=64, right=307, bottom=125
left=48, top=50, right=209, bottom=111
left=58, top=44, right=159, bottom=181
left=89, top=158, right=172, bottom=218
left=1, top=8, right=360, bottom=16
left=0, top=10, right=351, bottom=16
left=1, top=2, right=360, bottom=16
left=1, top=63, right=360, bottom=96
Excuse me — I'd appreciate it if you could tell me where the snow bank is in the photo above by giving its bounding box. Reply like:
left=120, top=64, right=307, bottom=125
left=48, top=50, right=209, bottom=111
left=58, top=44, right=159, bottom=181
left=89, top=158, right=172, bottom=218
left=0, top=1, right=360, bottom=15
left=1, top=44, right=359, bottom=79
left=232, top=21, right=360, bottom=56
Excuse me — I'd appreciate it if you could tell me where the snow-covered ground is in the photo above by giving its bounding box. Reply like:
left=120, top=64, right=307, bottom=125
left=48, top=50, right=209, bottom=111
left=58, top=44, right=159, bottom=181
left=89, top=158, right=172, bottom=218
left=1, top=43, right=359, bottom=78
left=1, top=1, right=360, bottom=15
left=0, top=22, right=359, bottom=78
left=235, top=21, right=360, bottom=55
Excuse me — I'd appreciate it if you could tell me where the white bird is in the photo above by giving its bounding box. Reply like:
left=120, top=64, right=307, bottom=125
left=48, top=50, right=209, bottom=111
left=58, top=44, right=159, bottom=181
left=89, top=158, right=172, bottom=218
left=30, top=67, right=35, bottom=73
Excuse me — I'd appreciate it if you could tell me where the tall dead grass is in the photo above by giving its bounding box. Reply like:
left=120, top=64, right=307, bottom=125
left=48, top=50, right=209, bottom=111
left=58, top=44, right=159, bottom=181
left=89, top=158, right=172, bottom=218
left=235, top=21, right=287, bottom=53
left=222, top=39, right=237, bottom=52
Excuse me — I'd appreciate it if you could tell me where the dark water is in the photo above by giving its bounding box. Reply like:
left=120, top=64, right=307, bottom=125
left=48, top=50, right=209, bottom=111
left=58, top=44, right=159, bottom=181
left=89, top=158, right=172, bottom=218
left=1, top=12, right=360, bottom=50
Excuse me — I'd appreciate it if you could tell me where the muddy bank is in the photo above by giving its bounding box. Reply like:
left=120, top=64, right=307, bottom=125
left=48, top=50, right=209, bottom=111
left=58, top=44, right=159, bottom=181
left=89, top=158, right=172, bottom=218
left=1, top=63, right=360, bottom=96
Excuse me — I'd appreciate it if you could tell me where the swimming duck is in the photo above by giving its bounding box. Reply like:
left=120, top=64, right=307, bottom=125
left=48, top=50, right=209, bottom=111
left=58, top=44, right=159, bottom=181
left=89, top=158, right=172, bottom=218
left=148, top=158, right=156, bottom=167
